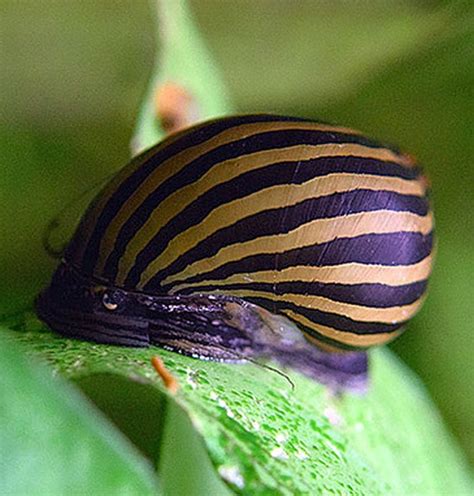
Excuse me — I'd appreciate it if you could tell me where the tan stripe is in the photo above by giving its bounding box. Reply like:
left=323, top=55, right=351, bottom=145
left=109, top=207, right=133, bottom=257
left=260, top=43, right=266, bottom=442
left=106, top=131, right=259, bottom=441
left=283, top=310, right=400, bottom=347
left=155, top=210, right=433, bottom=289
left=110, top=144, right=423, bottom=282
left=170, top=254, right=433, bottom=294
left=92, top=120, right=367, bottom=275
left=135, top=174, right=428, bottom=287
left=192, top=287, right=424, bottom=324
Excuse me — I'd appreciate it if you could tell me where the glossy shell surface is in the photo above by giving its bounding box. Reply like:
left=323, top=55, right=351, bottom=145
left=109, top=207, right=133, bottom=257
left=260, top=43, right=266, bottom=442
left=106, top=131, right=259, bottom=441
left=61, top=114, right=433, bottom=351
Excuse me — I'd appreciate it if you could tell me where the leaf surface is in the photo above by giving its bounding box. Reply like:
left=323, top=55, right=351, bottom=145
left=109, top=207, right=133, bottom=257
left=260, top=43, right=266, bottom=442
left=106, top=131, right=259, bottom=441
left=3, top=313, right=472, bottom=495
left=0, top=331, right=159, bottom=495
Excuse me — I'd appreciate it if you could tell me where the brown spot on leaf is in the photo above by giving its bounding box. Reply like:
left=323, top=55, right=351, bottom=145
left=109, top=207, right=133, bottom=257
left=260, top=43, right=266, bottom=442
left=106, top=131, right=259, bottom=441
left=154, top=82, right=200, bottom=135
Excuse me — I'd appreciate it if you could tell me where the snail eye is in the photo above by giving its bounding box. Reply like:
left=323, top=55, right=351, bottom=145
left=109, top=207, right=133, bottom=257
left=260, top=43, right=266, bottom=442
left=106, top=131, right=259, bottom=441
left=102, top=293, right=118, bottom=311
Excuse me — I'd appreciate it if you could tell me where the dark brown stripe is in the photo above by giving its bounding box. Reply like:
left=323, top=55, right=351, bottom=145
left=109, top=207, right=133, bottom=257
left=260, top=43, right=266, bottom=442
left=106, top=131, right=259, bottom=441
left=176, top=279, right=428, bottom=308
left=150, top=231, right=434, bottom=291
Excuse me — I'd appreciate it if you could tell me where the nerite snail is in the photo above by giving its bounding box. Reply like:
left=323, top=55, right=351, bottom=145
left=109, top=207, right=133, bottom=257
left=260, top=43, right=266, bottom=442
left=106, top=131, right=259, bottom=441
left=36, top=114, right=434, bottom=390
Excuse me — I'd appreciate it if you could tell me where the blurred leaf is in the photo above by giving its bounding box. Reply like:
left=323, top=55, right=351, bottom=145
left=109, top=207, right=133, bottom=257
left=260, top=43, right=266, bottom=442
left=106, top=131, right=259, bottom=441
left=191, top=1, right=457, bottom=114
left=0, top=332, right=159, bottom=495
left=75, top=373, right=232, bottom=496
left=133, top=0, right=232, bottom=153
left=0, top=1, right=155, bottom=315
left=158, top=400, right=233, bottom=496
left=2, top=314, right=472, bottom=495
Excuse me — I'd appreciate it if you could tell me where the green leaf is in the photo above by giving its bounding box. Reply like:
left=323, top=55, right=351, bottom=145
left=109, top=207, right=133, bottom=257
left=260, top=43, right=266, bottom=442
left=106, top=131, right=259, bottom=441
left=3, top=313, right=472, bottom=495
left=192, top=1, right=457, bottom=115
left=132, top=0, right=232, bottom=154
left=0, top=331, right=159, bottom=495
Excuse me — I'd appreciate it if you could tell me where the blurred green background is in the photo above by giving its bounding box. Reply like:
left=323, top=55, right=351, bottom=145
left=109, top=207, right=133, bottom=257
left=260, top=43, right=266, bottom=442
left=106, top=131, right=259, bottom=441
left=1, top=0, right=473, bottom=468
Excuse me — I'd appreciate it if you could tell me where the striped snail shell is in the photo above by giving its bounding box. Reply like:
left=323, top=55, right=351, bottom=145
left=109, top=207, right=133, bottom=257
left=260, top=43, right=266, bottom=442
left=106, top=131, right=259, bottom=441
left=37, top=114, right=434, bottom=389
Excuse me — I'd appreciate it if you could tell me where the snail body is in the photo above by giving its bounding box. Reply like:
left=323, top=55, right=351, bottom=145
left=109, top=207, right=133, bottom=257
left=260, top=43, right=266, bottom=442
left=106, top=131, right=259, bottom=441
left=37, top=114, right=434, bottom=389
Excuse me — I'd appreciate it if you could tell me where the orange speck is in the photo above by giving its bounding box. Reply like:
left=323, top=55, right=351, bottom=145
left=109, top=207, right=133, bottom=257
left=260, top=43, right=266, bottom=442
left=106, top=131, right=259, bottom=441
left=151, top=356, right=180, bottom=394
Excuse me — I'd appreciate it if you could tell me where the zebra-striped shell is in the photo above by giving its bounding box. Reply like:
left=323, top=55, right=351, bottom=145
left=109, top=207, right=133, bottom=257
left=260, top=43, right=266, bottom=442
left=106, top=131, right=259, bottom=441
left=38, top=114, right=434, bottom=356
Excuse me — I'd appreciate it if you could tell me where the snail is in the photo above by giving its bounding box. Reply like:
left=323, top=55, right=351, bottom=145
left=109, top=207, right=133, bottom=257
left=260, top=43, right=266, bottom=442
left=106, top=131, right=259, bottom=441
left=36, top=114, right=434, bottom=390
